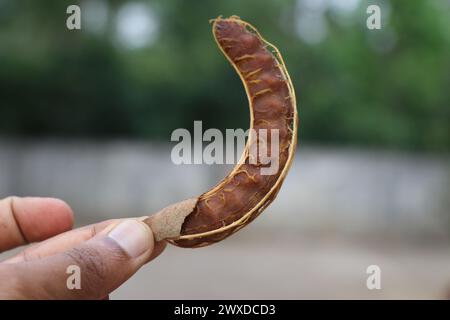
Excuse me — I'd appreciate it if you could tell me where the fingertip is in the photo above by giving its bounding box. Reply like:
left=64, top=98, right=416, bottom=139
left=46, top=198, right=74, bottom=229
left=34, top=197, right=74, bottom=232
left=14, top=197, right=75, bottom=242
left=107, top=220, right=155, bottom=258
left=147, top=240, right=167, bottom=262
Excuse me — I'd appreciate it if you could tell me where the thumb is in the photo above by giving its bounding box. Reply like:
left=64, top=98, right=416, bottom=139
left=11, top=219, right=155, bottom=299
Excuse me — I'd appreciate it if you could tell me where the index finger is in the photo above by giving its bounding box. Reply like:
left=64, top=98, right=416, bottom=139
left=0, top=197, right=74, bottom=253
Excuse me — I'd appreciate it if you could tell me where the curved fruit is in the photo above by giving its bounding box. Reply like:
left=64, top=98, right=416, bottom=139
left=145, top=16, right=298, bottom=248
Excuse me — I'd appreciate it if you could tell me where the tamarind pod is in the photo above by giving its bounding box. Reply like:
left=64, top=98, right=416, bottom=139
left=145, top=16, right=298, bottom=248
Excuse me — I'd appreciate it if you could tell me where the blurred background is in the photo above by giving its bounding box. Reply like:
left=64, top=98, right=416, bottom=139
left=0, top=0, right=449, bottom=299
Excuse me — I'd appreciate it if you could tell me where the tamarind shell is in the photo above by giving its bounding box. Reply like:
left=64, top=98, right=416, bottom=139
left=145, top=16, right=298, bottom=248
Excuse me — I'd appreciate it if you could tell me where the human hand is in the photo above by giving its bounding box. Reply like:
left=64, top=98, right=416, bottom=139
left=0, top=197, right=165, bottom=299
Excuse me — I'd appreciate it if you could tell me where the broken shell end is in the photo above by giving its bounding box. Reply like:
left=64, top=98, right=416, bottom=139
left=144, top=198, right=198, bottom=241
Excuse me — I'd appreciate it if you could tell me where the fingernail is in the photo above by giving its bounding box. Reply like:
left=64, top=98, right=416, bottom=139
left=108, top=220, right=153, bottom=258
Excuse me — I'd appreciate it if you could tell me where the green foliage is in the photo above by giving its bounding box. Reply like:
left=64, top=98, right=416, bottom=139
left=0, top=0, right=449, bottom=151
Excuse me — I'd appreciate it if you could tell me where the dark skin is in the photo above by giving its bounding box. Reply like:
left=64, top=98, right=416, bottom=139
left=0, top=197, right=166, bottom=299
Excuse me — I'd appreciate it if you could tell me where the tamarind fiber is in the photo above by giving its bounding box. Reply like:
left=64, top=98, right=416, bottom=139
left=145, top=16, right=298, bottom=248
